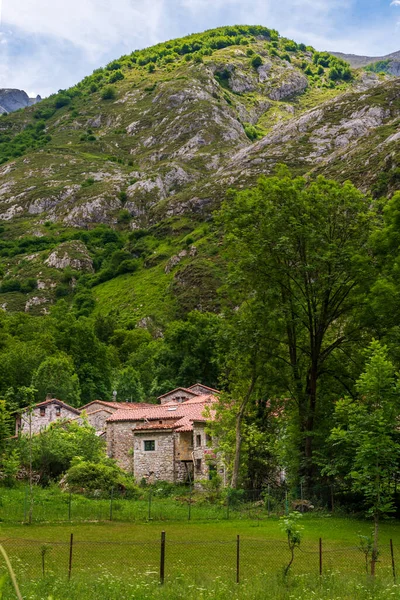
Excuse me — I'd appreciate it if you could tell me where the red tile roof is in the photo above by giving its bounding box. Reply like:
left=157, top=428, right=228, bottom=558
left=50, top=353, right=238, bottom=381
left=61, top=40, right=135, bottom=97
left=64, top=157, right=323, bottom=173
left=106, top=396, right=216, bottom=432
left=20, top=399, right=81, bottom=416
left=80, top=400, right=154, bottom=411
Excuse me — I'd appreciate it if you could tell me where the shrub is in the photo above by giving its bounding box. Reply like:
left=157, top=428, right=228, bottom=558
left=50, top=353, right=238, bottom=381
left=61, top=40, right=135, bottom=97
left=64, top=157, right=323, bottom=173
left=109, top=70, right=124, bottom=83
left=101, top=86, right=117, bottom=101
left=54, top=95, right=71, bottom=109
left=0, top=279, right=21, bottom=293
left=65, top=458, right=138, bottom=492
left=116, top=259, right=140, bottom=275
left=117, top=209, right=131, bottom=224
left=251, top=55, right=263, bottom=68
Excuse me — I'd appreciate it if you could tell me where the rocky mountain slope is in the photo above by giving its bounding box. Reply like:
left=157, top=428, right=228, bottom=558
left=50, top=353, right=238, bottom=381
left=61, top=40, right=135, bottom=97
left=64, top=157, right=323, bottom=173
left=0, top=89, right=41, bottom=114
left=331, top=50, right=400, bottom=76
left=0, top=26, right=398, bottom=321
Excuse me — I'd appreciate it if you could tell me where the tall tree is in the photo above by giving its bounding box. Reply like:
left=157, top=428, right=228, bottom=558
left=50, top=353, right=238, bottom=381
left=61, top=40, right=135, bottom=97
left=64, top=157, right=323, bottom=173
left=32, top=354, right=81, bottom=406
left=219, top=170, right=376, bottom=491
left=329, top=341, right=400, bottom=575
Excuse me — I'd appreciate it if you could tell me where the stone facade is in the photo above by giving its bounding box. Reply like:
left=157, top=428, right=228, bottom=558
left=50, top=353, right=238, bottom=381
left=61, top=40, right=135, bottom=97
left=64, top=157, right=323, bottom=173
left=16, top=399, right=80, bottom=435
left=77, top=408, right=113, bottom=432
left=158, top=387, right=198, bottom=405
left=188, top=384, right=218, bottom=396
left=133, top=431, right=176, bottom=483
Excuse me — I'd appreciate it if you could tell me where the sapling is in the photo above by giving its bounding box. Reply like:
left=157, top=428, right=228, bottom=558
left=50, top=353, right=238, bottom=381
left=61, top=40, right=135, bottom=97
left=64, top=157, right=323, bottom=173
left=279, top=511, right=303, bottom=576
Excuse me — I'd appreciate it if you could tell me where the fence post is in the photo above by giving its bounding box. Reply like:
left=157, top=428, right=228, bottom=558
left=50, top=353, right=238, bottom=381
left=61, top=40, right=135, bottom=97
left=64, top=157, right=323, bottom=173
left=148, top=488, right=152, bottom=521
left=391, top=539, right=396, bottom=582
left=160, top=531, right=166, bottom=585
left=236, top=535, right=240, bottom=584
left=188, top=485, right=192, bottom=521
left=23, top=485, right=28, bottom=523
left=68, top=492, right=72, bottom=521
left=68, top=533, right=73, bottom=580
left=109, top=487, right=114, bottom=521
left=319, top=538, right=322, bottom=576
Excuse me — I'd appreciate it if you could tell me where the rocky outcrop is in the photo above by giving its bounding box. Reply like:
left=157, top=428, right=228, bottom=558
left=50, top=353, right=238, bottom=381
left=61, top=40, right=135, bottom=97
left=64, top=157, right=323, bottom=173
left=45, top=241, right=94, bottom=272
left=0, top=89, right=41, bottom=114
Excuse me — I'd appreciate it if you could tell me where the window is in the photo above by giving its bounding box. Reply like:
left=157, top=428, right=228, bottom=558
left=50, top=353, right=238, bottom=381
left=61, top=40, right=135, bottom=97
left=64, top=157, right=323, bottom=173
left=40, top=407, right=46, bottom=417
left=55, top=406, right=61, bottom=416
left=196, top=434, right=202, bottom=447
left=196, top=459, right=202, bottom=473
left=206, top=434, right=212, bottom=445
left=144, top=440, right=155, bottom=452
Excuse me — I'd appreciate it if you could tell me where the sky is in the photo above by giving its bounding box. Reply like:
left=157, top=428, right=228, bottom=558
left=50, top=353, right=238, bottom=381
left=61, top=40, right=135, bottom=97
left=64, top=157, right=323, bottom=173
left=0, top=0, right=399, bottom=98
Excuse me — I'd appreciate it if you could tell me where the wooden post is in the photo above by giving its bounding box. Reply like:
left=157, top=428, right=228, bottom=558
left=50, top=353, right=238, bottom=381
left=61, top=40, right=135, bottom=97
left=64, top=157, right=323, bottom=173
left=391, top=539, right=396, bottom=582
left=109, top=487, right=114, bottom=521
left=236, top=535, right=240, bottom=584
left=68, top=533, right=73, bottom=580
left=188, top=486, right=192, bottom=521
left=319, top=538, right=322, bottom=576
left=160, top=531, right=166, bottom=585
left=148, top=489, right=152, bottom=521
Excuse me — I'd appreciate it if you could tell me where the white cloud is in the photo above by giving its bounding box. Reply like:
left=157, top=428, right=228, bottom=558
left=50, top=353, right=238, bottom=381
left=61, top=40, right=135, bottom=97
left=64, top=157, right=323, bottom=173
left=2, top=0, right=166, bottom=58
left=391, top=0, right=400, bottom=5
left=0, top=0, right=398, bottom=95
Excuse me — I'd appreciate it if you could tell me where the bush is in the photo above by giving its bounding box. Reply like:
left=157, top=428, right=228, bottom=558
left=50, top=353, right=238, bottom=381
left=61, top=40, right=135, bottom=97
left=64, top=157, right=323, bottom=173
left=101, top=86, right=117, bottom=101
left=54, top=95, right=71, bottom=109
left=109, top=70, right=124, bottom=83
left=65, top=458, right=138, bottom=492
left=116, top=259, right=140, bottom=275
left=0, top=279, right=21, bottom=293
left=251, top=55, right=263, bottom=69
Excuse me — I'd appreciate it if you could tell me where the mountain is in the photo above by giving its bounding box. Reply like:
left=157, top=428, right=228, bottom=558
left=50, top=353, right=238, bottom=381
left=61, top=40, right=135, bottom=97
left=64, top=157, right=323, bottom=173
left=0, top=26, right=398, bottom=320
left=330, top=50, right=400, bottom=76
left=0, top=89, right=42, bottom=114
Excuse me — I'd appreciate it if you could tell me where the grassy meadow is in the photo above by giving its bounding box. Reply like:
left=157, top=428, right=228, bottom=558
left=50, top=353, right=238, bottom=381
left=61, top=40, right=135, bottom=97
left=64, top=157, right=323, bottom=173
left=1, top=516, right=400, bottom=598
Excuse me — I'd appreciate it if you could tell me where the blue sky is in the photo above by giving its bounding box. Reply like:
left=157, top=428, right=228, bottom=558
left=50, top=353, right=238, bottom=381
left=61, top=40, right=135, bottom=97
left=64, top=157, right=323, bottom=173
left=0, top=0, right=399, bottom=97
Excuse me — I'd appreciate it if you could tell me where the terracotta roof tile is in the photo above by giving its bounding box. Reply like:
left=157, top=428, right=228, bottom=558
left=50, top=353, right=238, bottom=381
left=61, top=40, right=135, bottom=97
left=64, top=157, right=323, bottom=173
left=80, top=400, right=154, bottom=411
left=20, top=399, right=81, bottom=416
left=106, top=396, right=217, bottom=432
left=188, top=383, right=221, bottom=394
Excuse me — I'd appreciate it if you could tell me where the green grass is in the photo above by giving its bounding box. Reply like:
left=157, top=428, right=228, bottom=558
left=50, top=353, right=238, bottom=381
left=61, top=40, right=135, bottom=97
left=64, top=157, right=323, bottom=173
left=1, top=517, right=400, bottom=598
left=2, top=573, right=400, bottom=600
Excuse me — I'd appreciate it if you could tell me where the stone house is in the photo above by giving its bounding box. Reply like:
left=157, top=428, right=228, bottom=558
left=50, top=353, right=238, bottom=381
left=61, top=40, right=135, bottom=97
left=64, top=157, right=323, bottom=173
left=15, top=398, right=81, bottom=435
left=106, top=384, right=221, bottom=484
left=78, top=400, right=154, bottom=434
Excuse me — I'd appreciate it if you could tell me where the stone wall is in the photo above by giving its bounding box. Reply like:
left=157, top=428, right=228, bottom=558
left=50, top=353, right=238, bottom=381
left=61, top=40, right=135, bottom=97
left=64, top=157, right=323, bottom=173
left=159, top=389, right=197, bottom=405
left=133, top=431, right=176, bottom=482
left=78, top=408, right=113, bottom=432
left=106, top=421, right=134, bottom=474
left=189, top=385, right=217, bottom=396
left=18, top=402, right=78, bottom=435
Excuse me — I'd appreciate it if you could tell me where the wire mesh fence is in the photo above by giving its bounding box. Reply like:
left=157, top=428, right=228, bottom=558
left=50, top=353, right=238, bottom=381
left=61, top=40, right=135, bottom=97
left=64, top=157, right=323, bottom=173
left=0, top=486, right=308, bottom=524
left=0, top=534, right=398, bottom=584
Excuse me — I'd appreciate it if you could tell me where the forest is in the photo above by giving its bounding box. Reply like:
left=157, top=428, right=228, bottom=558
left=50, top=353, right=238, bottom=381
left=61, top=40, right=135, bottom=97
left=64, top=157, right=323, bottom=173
left=0, top=169, right=400, bottom=518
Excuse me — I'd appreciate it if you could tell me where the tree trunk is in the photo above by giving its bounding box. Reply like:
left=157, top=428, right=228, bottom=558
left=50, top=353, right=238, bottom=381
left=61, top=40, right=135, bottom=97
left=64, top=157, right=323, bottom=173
left=230, top=377, right=257, bottom=489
